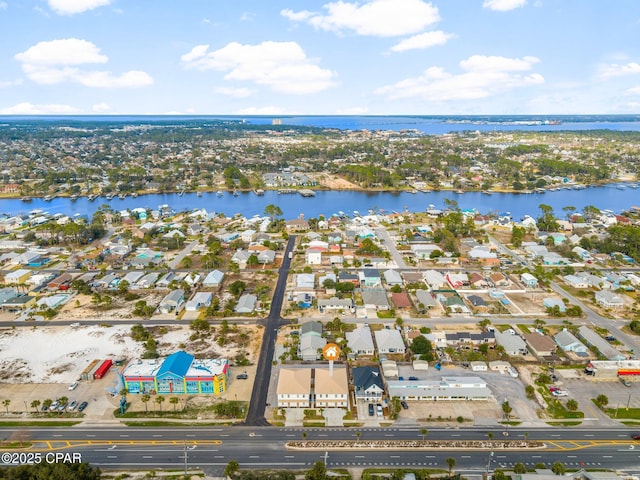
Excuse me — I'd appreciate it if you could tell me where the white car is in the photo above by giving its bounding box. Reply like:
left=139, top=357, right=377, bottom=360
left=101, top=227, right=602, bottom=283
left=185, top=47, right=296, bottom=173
left=69, top=381, right=78, bottom=390
left=552, top=390, right=568, bottom=397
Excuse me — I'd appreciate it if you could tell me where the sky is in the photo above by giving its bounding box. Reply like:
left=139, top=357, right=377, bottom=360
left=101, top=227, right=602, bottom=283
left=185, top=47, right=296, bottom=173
left=0, top=0, right=639, bottom=115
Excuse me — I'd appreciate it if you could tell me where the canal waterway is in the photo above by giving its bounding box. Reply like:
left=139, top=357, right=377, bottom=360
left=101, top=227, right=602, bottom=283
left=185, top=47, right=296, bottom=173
left=3, top=184, right=638, bottom=221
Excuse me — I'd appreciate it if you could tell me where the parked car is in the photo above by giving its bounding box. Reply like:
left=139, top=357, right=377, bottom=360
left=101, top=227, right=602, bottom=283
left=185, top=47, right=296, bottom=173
left=68, top=400, right=78, bottom=411
left=236, top=373, right=248, bottom=380
left=549, top=386, right=560, bottom=392
left=400, top=401, right=409, bottom=410
left=50, top=401, right=59, bottom=410
left=552, top=390, right=568, bottom=397
left=57, top=403, right=66, bottom=411
left=41, top=404, right=49, bottom=412
left=376, top=404, right=383, bottom=417
left=78, top=401, right=88, bottom=412
left=620, top=377, right=632, bottom=387
left=408, top=376, right=418, bottom=381
left=69, top=381, right=78, bottom=390
left=368, top=403, right=374, bottom=416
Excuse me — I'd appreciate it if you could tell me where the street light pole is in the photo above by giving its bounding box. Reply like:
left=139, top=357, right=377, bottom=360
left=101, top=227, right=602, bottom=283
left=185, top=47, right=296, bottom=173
left=183, top=440, right=188, bottom=475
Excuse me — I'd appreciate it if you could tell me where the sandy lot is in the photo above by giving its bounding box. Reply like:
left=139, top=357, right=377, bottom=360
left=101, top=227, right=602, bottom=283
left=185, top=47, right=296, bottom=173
left=0, top=323, right=262, bottom=385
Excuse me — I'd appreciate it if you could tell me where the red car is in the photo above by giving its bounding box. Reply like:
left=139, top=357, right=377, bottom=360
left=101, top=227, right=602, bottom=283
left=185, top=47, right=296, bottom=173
left=632, top=433, right=640, bottom=440
left=549, top=386, right=560, bottom=392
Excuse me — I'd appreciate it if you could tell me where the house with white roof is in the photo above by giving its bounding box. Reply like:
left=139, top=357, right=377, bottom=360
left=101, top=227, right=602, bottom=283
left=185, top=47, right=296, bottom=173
left=235, top=294, right=257, bottom=314
left=346, top=326, right=375, bottom=357
left=374, top=329, right=406, bottom=354
left=564, top=274, right=589, bottom=289
left=202, top=270, right=224, bottom=288
left=383, top=269, right=403, bottom=286
left=423, top=270, right=447, bottom=289
left=185, top=292, right=212, bottom=311
left=554, top=329, right=587, bottom=353
left=595, top=290, right=625, bottom=308
left=296, top=273, right=315, bottom=290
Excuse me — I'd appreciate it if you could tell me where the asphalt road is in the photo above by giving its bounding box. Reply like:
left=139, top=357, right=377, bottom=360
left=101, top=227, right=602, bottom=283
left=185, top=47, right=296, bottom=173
left=244, top=235, right=296, bottom=426
left=3, top=426, right=640, bottom=475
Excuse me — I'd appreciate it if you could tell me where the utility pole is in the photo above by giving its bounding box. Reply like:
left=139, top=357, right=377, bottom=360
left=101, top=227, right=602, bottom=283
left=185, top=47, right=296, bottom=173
left=183, top=440, right=188, bottom=475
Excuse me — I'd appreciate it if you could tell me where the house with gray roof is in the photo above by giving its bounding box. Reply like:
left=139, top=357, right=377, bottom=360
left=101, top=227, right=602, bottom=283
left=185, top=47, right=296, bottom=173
left=361, top=288, right=390, bottom=311
left=374, top=329, right=406, bottom=354
left=578, top=326, right=625, bottom=361
left=159, top=289, right=185, bottom=314
left=202, top=270, right=224, bottom=288
left=235, top=294, right=257, bottom=314
left=595, top=290, right=625, bottom=308
left=494, top=329, right=528, bottom=356
left=352, top=366, right=384, bottom=401
left=554, top=329, right=587, bottom=354
left=346, top=326, right=375, bottom=357
left=383, top=269, right=403, bottom=286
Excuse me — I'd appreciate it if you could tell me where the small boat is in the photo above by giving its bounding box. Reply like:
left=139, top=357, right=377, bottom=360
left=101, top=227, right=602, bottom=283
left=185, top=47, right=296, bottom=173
left=87, top=194, right=96, bottom=201
left=70, top=195, right=78, bottom=201
left=118, top=193, right=126, bottom=199
left=178, top=190, right=185, bottom=197
left=233, top=190, right=239, bottom=197
left=482, top=190, right=493, bottom=195
left=197, top=191, right=203, bottom=197
left=106, top=193, right=115, bottom=200
left=217, top=190, right=224, bottom=197
left=21, top=196, right=32, bottom=202
left=254, top=189, right=265, bottom=196
left=132, top=192, right=139, bottom=198
left=617, top=185, right=627, bottom=190
left=44, top=195, right=52, bottom=202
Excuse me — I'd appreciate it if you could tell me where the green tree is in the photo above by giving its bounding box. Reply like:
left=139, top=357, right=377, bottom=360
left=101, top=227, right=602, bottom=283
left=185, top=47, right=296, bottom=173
left=566, top=399, right=578, bottom=411
left=411, top=336, right=434, bottom=361
left=525, top=385, right=535, bottom=399
left=513, top=462, right=527, bottom=473
left=169, top=396, right=180, bottom=411
left=155, top=395, right=165, bottom=412
left=246, top=254, right=260, bottom=267
left=1, top=461, right=101, bottom=479
left=1, top=399, right=10, bottom=414
left=30, top=399, right=41, bottom=413
left=445, top=457, right=456, bottom=476
left=595, top=394, right=609, bottom=408
left=229, top=280, right=247, bottom=297
left=420, top=428, right=428, bottom=440
left=502, top=400, right=513, bottom=421
left=537, top=204, right=560, bottom=232
left=305, top=461, right=327, bottom=480
left=224, top=460, right=240, bottom=478
left=264, top=204, right=283, bottom=221
left=551, top=461, right=566, bottom=475
left=141, top=394, right=151, bottom=412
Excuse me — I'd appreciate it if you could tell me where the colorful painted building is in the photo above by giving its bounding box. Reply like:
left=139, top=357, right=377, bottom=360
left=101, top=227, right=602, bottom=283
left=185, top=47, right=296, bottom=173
left=122, top=351, right=228, bottom=395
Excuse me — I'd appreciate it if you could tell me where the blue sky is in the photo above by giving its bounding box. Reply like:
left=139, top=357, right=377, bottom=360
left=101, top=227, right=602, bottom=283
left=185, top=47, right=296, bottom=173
left=1, top=0, right=639, bottom=115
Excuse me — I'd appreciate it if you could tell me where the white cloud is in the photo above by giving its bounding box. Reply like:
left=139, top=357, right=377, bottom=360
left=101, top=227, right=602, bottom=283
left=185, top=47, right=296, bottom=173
left=375, top=54, right=543, bottom=101
left=482, top=0, right=527, bottom=12
left=15, top=38, right=108, bottom=66
left=0, top=102, right=79, bottom=114
left=47, top=0, right=111, bottom=15
left=0, top=79, right=23, bottom=88
left=15, top=38, right=153, bottom=88
left=390, top=31, right=454, bottom=52
left=235, top=106, right=286, bottom=115
left=215, top=87, right=254, bottom=98
left=0, top=2, right=7, bottom=10
left=181, top=41, right=337, bottom=94
left=92, top=102, right=112, bottom=113
left=282, top=0, right=440, bottom=37
left=240, top=12, right=255, bottom=21
left=627, top=85, right=640, bottom=95
left=599, top=62, right=640, bottom=79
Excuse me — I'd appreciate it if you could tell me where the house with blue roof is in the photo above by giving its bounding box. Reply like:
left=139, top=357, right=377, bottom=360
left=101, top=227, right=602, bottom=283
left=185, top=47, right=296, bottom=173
left=123, top=351, right=229, bottom=395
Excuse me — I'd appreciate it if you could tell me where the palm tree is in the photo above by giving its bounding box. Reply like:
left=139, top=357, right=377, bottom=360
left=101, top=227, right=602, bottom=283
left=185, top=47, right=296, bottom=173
left=155, top=395, right=165, bottom=412
left=446, top=457, right=456, bottom=476
left=42, top=399, right=53, bottom=412
left=30, top=400, right=41, bottom=414
left=141, top=394, right=151, bottom=412
left=169, top=397, right=180, bottom=411
left=58, top=396, right=68, bottom=412
left=301, top=431, right=307, bottom=442
left=2, top=399, right=10, bottom=414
